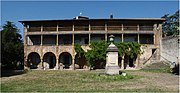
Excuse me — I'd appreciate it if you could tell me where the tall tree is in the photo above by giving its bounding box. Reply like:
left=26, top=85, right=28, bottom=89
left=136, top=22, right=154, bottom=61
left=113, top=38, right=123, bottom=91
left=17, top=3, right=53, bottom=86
left=1, top=21, right=23, bottom=69
left=162, top=10, right=179, bottom=36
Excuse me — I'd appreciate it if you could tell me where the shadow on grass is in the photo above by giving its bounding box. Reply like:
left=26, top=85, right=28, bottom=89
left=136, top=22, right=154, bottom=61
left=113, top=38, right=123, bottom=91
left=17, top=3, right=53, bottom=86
left=1, top=70, right=27, bottom=77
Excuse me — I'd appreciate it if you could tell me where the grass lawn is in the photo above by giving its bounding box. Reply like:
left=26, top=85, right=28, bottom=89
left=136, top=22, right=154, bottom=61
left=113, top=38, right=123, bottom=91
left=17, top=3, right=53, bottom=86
left=1, top=69, right=179, bottom=92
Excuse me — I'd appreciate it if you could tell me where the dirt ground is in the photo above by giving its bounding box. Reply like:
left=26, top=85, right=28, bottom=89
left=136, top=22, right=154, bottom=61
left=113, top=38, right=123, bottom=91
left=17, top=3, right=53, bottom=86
left=124, top=71, right=179, bottom=91
left=1, top=70, right=179, bottom=92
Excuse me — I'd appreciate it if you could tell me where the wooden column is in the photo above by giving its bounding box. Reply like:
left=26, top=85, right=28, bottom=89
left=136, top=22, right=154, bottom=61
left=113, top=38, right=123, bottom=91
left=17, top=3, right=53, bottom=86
left=137, top=24, right=140, bottom=43
left=105, top=22, right=107, bottom=41
left=89, top=22, right=91, bottom=45
left=121, top=24, right=124, bottom=42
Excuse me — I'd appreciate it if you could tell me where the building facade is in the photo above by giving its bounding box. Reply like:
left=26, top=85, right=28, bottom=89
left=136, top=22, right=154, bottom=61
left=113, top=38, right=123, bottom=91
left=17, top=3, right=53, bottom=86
left=20, top=16, right=165, bottom=70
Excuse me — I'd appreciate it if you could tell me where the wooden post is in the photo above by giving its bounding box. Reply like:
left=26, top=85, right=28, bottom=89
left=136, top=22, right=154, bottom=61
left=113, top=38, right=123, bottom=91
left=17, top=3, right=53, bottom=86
left=122, top=24, right=124, bottom=42
left=137, top=24, right=140, bottom=43
left=105, top=22, right=107, bottom=41
left=89, top=22, right=91, bottom=45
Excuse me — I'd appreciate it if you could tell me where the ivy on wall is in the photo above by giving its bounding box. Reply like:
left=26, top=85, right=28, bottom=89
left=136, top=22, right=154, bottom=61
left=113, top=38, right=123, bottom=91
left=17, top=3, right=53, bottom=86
left=74, top=41, right=142, bottom=69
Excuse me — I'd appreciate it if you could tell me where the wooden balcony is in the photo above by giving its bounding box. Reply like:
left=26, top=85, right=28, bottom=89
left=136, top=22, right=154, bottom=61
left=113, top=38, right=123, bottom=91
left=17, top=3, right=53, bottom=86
left=91, top=26, right=105, bottom=31
left=107, top=26, right=122, bottom=31
left=28, top=27, right=41, bottom=32
left=139, top=26, right=153, bottom=31
left=124, top=26, right=137, bottom=31
left=43, top=27, right=56, bottom=31
left=27, top=25, right=154, bottom=32
left=58, top=26, right=72, bottom=31
left=74, top=26, right=89, bottom=31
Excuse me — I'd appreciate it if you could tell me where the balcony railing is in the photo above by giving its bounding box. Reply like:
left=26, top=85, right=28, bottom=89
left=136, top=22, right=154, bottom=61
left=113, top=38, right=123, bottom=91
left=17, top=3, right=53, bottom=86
left=107, top=26, right=122, bottom=31
left=58, top=26, right=72, bottom=31
left=91, top=26, right=105, bottom=31
left=28, top=27, right=41, bottom=32
left=74, top=26, right=89, bottom=31
left=27, top=25, right=154, bottom=32
left=123, top=26, right=137, bottom=31
left=43, top=27, right=56, bottom=31
left=139, top=26, right=153, bottom=31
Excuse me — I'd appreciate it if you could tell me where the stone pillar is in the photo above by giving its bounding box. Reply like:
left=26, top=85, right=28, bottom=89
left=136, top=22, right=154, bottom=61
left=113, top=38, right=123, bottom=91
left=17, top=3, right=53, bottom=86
left=135, top=55, right=140, bottom=69
left=56, top=57, right=59, bottom=70
left=121, top=55, right=125, bottom=69
left=105, top=35, right=120, bottom=75
left=24, top=58, right=29, bottom=69
left=40, top=58, right=43, bottom=70
left=24, top=24, right=28, bottom=69
left=157, top=24, right=162, bottom=60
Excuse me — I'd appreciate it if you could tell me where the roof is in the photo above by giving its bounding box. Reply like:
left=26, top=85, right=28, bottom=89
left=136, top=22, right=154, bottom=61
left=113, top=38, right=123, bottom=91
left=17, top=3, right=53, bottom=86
left=19, top=18, right=165, bottom=24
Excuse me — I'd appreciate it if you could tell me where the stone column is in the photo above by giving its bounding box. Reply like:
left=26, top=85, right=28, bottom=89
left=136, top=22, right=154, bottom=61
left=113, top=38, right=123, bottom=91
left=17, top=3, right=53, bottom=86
left=121, top=55, right=125, bottom=70
left=56, top=57, right=59, bottom=70
left=70, top=23, right=75, bottom=70
left=40, top=58, right=43, bottom=70
left=24, top=58, right=29, bottom=70
left=157, top=24, right=162, bottom=60
left=24, top=24, right=28, bottom=69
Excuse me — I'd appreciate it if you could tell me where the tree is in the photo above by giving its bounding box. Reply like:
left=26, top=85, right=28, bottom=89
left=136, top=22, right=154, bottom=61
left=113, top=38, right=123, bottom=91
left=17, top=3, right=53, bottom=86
left=1, top=21, right=24, bottom=69
left=162, top=10, right=179, bottom=36
left=84, top=41, right=108, bottom=69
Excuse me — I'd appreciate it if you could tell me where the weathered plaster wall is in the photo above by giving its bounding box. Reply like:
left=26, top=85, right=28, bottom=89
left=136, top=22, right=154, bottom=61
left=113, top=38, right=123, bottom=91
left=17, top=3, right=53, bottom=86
left=161, top=36, right=179, bottom=63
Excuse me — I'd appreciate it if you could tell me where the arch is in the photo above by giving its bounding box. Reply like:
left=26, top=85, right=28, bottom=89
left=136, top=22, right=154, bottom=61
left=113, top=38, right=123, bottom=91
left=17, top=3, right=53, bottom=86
left=43, top=52, right=56, bottom=69
left=27, top=52, right=41, bottom=69
left=75, top=54, right=87, bottom=69
left=59, top=52, right=72, bottom=69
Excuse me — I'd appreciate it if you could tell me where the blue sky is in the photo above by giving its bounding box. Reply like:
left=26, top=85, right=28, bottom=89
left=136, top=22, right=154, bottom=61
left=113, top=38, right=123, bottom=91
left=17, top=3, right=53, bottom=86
left=1, top=1, right=179, bottom=37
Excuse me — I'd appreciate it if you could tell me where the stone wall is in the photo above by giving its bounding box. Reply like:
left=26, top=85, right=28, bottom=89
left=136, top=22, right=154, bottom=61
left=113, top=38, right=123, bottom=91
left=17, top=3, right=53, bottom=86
left=160, top=36, right=179, bottom=63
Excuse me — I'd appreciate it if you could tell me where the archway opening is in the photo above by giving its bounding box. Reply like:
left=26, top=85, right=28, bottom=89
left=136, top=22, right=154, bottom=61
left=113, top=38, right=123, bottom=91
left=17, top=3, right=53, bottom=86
left=75, top=55, right=87, bottom=69
left=27, top=52, right=41, bottom=69
left=59, top=52, right=72, bottom=69
left=43, top=52, right=56, bottom=69
left=124, top=55, right=136, bottom=69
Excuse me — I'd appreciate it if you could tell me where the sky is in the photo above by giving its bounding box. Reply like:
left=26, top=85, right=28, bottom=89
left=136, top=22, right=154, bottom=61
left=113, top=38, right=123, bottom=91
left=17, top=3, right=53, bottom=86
left=1, top=1, right=179, bottom=38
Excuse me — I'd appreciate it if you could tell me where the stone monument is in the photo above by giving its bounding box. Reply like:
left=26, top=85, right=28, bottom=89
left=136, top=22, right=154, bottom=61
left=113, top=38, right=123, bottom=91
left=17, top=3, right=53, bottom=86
left=105, top=35, right=120, bottom=75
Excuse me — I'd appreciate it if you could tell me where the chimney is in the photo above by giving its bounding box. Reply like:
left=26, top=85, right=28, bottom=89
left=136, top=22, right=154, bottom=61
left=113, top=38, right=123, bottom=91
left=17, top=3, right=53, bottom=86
left=110, top=13, right=113, bottom=19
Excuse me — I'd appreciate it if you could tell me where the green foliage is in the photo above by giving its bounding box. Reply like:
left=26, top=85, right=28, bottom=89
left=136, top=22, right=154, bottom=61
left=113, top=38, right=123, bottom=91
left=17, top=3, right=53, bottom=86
left=1, top=21, right=23, bottom=69
left=115, top=42, right=141, bottom=58
left=85, top=41, right=108, bottom=69
left=74, top=44, right=85, bottom=58
left=75, top=41, right=141, bottom=69
left=162, top=10, right=179, bottom=36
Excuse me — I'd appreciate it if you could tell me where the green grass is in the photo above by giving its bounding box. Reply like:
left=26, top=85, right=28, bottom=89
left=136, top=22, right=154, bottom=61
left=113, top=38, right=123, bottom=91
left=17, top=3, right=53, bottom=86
left=141, top=61, right=171, bottom=73
left=1, top=70, right=177, bottom=92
